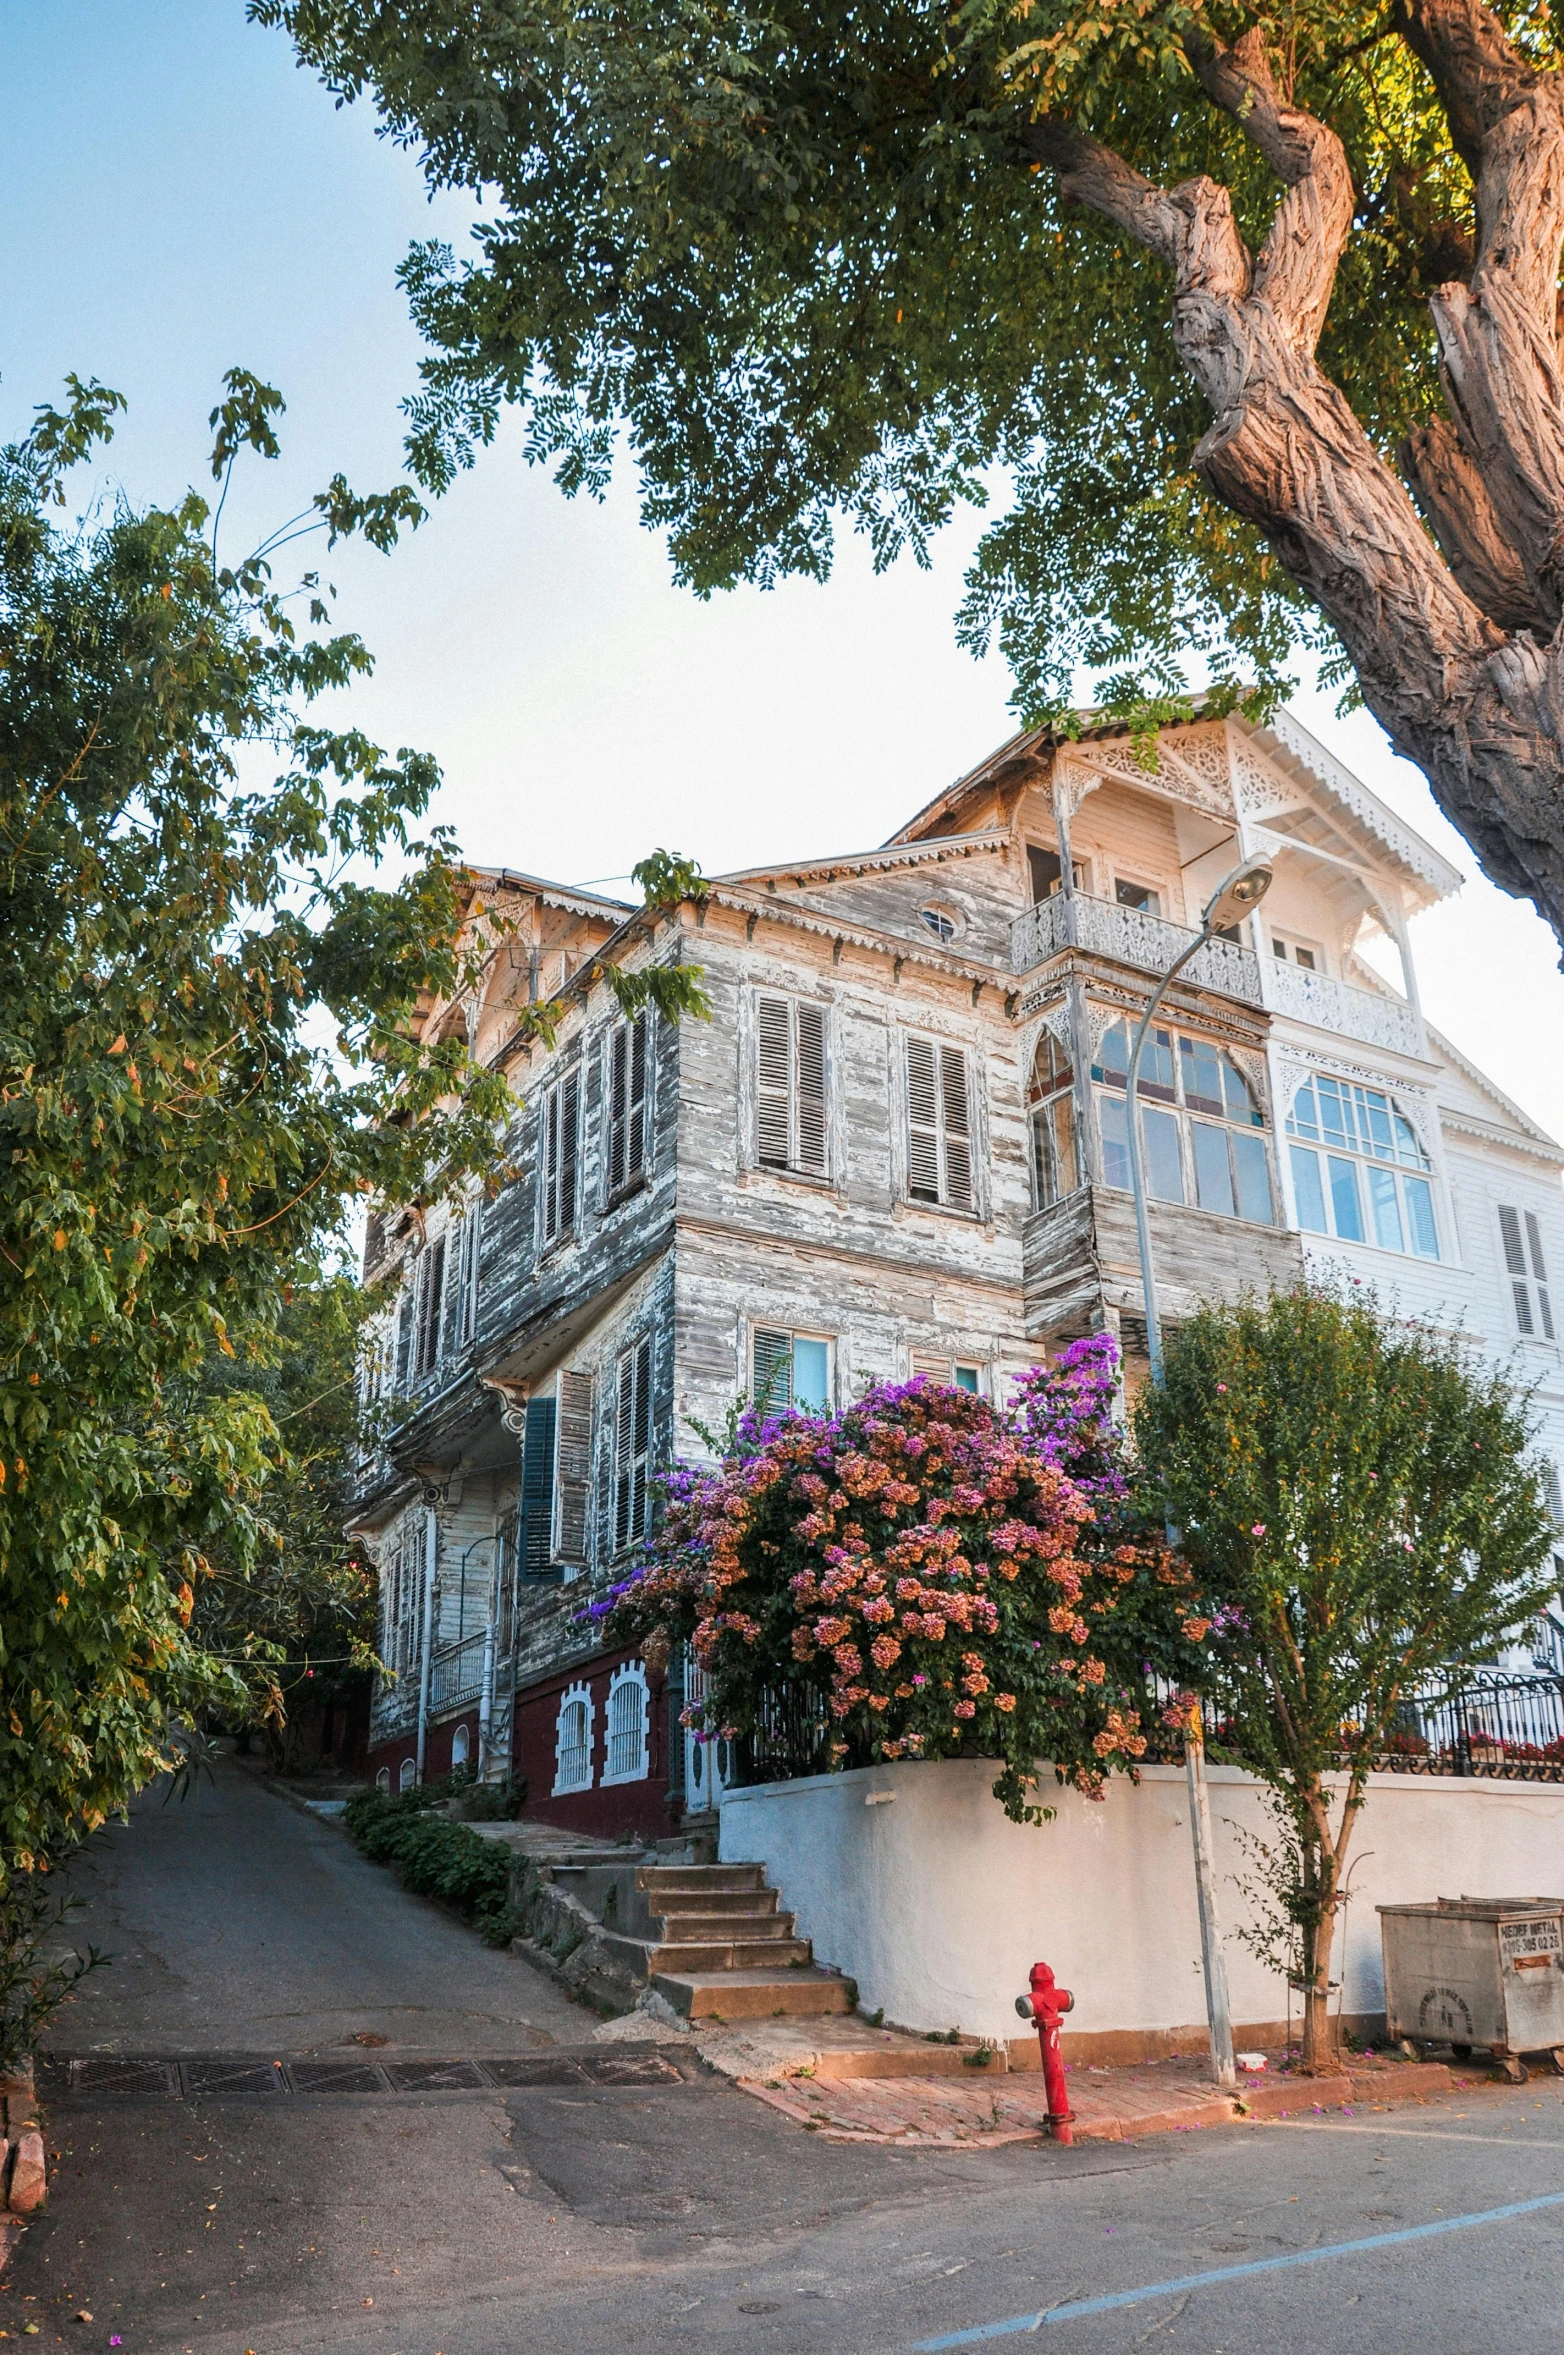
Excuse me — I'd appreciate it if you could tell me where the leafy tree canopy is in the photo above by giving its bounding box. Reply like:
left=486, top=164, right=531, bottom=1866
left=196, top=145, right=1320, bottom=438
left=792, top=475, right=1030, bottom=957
left=255, top=0, right=1553, bottom=725
left=0, top=372, right=511, bottom=1881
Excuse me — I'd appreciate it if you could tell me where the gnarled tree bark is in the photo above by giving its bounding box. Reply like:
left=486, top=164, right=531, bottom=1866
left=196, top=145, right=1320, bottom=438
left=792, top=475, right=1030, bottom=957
left=1029, top=1, right=1564, bottom=951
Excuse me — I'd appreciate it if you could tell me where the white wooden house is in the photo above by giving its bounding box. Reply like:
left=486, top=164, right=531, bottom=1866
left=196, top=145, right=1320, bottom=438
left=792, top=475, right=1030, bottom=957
left=351, top=708, right=1564, bottom=1833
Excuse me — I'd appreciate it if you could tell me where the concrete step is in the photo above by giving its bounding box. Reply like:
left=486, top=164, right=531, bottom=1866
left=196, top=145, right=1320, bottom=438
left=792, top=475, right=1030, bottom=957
left=648, top=1937, right=815, bottom=1973
left=637, top=1864, right=766, bottom=1896
left=654, top=1967, right=855, bottom=2021
left=649, top=1888, right=780, bottom=1921
left=649, top=1910, right=795, bottom=1944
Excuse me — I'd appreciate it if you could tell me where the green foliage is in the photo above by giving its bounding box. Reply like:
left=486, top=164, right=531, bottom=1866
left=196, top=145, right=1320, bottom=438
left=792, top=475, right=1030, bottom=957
left=0, top=373, right=511, bottom=1883
left=1134, top=1281, right=1557, bottom=2057
left=255, top=0, right=1558, bottom=722
left=0, top=1882, right=103, bottom=2079
left=344, top=1787, right=517, bottom=1941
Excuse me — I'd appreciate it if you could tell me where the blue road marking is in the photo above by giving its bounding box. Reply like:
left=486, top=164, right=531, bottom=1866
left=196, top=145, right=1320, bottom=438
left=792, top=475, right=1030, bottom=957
left=911, top=2188, right=1564, bottom=2347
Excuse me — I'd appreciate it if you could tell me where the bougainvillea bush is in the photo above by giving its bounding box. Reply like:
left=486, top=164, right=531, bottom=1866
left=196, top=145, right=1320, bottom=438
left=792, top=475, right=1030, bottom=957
left=601, top=1339, right=1211, bottom=1823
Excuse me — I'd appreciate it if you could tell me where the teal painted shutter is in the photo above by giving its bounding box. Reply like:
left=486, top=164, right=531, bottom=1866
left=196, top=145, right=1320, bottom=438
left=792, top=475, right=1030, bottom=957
left=519, top=1396, right=558, bottom=1578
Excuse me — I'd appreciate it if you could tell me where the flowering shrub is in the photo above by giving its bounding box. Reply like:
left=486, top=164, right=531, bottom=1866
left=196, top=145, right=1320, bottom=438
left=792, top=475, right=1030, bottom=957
left=600, top=1339, right=1211, bottom=1823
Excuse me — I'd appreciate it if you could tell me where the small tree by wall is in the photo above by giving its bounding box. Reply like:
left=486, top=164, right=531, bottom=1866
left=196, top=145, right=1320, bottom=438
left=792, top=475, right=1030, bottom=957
left=1135, top=1284, right=1557, bottom=2071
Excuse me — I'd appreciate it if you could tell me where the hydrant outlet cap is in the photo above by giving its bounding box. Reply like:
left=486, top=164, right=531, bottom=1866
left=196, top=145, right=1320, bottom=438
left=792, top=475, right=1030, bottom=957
left=1014, top=1995, right=1034, bottom=2019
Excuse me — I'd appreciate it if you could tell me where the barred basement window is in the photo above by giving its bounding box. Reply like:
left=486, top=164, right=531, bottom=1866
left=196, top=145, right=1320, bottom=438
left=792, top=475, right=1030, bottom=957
left=906, top=1034, right=973, bottom=1210
left=539, top=1068, right=580, bottom=1247
left=756, top=995, right=828, bottom=1175
left=1500, top=1206, right=1555, bottom=1339
left=553, top=1683, right=594, bottom=1795
left=603, top=1664, right=650, bottom=1785
left=606, top=1012, right=650, bottom=1199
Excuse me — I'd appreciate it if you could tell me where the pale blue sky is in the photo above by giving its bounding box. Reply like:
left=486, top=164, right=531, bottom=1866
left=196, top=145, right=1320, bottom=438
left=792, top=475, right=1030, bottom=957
left=5, top=0, right=1562, bottom=1139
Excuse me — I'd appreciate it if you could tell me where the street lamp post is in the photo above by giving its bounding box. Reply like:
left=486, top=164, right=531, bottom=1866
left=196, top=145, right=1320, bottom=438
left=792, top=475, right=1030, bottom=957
left=1122, top=858, right=1273, bottom=2093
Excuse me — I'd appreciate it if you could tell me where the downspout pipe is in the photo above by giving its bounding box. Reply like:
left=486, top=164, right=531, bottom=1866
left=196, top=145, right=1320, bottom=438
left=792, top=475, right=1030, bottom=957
left=415, top=1493, right=439, bottom=1785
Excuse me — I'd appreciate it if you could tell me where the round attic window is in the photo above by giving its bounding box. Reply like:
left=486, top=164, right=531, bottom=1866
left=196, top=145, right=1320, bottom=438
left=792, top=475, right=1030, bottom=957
left=920, top=905, right=959, bottom=943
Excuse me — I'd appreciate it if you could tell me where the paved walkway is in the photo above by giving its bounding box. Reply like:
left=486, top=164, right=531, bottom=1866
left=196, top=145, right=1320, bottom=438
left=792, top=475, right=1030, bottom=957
left=51, top=1754, right=588, bottom=2056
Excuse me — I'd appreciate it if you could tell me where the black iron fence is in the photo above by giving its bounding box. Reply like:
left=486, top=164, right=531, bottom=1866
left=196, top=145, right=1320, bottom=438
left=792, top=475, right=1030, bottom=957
left=1141, top=1667, right=1564, bottom=1780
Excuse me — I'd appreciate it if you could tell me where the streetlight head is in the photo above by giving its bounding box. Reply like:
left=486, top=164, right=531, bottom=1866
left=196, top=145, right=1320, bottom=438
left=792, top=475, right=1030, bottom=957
left=1203, top=857, right=1273, bottom=934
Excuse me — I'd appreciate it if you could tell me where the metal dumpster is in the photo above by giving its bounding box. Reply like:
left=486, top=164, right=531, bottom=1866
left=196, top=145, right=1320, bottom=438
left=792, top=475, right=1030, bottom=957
left=1379, top=1897, right=1564, bottom=2081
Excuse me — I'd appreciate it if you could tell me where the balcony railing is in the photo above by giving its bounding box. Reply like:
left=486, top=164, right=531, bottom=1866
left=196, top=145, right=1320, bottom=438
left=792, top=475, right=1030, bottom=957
left=430, top=1632, right=488, bottom=1711
left=1268, top=956, right=1424, bottom=1056
left=1011, top=892, right=1263, bottom=1006
left=1011, top=892, right=1424, bottom=1055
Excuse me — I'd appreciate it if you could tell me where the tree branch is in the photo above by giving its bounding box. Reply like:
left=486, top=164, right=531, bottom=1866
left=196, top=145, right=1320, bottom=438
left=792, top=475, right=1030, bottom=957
left=1404, top=417, right=1545, bottom=631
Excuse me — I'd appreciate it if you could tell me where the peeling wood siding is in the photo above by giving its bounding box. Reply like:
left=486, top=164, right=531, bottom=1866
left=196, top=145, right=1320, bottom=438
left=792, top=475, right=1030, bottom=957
left=1023, top=1185, right=1305, bottom=1343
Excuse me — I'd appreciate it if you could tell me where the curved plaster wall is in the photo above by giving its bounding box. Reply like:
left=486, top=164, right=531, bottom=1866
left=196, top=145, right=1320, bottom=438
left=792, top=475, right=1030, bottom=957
left=719, top=1757, right=1564, bottom=2050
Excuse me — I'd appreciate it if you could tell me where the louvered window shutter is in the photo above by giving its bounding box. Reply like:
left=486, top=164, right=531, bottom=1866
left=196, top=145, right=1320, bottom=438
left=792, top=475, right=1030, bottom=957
left=632, top=1332, right=652, bottom=1537
left=1527, top=1211, right=1555, bottom=1339
left=753, top=1326, right=794, bottom=1411
left=796, top=1001, right=827, bottom=1172
left=555, top=1370, right=594, bottom=1563
left=1500, top=1206, right=1553, bottom=1338
left=541, top=1088, right=561, bottom=1245
left=614, top=1350, right=636, bottom=1549
left=628, top=1013, right=648, bottom=1182
left=395, top=1287, right=414, bottom=1389
left=608, top=1025, right=628, bottom=1195
left=415, top=1237, right=446, bottom=1376
left=906, top=1036, right=941, bottom=1202
left=518, top=1396, right=558, bottom=1578
left=559, top=1069, right=579, bottom=1236
left=940, top=1045, right=973, bottom=1209
left=757, top=996, right=793, bottom=1168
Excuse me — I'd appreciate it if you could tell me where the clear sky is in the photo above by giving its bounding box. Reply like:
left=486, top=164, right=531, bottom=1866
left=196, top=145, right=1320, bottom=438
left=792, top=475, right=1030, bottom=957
left=5, top=0, right=1562, bottom=1145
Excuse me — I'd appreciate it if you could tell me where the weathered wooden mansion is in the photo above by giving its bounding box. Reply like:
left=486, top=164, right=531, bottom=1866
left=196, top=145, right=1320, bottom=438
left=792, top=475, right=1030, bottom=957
left=354, top=709, right=1564, bottom=1834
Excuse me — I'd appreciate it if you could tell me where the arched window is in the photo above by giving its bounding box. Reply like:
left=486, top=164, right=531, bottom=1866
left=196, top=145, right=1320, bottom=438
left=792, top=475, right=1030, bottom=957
left=1029, top=1031, right=1079, bottom=1208
left=375, top=1765, right=392, bottom=1795
left=450, top=1723, right=471, bottom=1772
left=1093, top=1023, right=1273, bottom=1225
left=603, top=1664, right=650, bottom=1785
left=398, top=1756, right=416, bottom=1794
left=553, top=1682, right=595, bottom=1795
left=1285, top=1075, right=1439, bottom=1259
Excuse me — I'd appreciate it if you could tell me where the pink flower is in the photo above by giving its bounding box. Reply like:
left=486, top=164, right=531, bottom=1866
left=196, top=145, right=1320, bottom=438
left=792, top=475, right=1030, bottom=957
left=1217, top=1383, right=1227, bottom=1394
left=953, top=1699, right=977, bottom=1719
left=1251, top=1523, right=1267, bottom=1537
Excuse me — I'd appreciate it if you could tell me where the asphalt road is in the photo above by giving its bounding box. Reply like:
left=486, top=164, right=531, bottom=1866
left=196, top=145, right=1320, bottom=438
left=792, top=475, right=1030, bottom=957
left=9, top=1763, right=1564, bottom=2354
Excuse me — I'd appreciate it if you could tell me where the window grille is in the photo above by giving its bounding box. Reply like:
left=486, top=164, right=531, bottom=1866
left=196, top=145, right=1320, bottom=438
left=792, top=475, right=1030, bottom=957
left=607, top=1013, right=650, bottom=1197
left=1284, top=1075, right=1437, bottom=1258
left=756, top=995, right=828, bottom=1175
left=906, top=1034, right=973, bottom=1209
left=603, top=1665, right=649, bottom=1784
left=613, top=1334, right=653, bottom=1551
left=553, top=1684, right=594, bottom=1794
left=540, top=1069, right=580, bottom=1246
left=1500, top=1206, right=1555, bottom=1339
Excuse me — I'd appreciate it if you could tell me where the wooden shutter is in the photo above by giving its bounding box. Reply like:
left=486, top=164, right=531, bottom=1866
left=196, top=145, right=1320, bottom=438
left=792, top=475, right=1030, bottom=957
left=608, top=1016, right=649, bottom=1197
left=628, top=1013, right=648, bottom=1182
left=757, top=996, right=792, bottom=1168
left=941, top=1045, right=973, bottom=1209
left=753, top=1326, right=794, bottom=1411
left=519, top=1396, right=558, bottom=1578
left=631, top=1332, right=652, bottom=1537
left=1500, top=1205, right=1552, bottom=1337
left=541, top=1087, right=561, bottom=1245
left=1527, top=1211, right=1555, bottom=1339
left=395, top=1285, right=414, bottom=1389
left=558, top=1069, right=579, bottom=1235
left=415, top=1237, right=445, bottom=1376
left=555, top=1370, right=594, bottom=1563
left=906, top=1036, right=941, bottom=1202
left=614, top=1337, right=653, bottom=1548
left=796, top=1001, right=827, bottom=1172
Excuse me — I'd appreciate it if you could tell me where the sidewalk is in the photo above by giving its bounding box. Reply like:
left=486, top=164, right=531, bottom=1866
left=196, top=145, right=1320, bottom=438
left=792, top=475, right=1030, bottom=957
left=732, top=2047, right=1468, bottom=2147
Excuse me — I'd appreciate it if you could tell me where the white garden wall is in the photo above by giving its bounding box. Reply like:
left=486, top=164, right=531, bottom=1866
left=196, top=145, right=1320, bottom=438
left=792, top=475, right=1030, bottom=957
left=719, top=1758, right=1564, bottom=2058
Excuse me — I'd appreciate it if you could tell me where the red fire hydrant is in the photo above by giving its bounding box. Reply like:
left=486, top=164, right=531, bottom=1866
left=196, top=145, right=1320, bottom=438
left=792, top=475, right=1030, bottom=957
left=1015, top=1960, right=1075, bottom=2144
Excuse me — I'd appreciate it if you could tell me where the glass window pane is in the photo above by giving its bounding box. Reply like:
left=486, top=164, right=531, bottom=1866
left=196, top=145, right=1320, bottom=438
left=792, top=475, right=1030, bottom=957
left=1316, top=1077, right=1351, bottom=1150
left=1179, top=1035, right=1225, bottom=1116
left=1143, top=1028, right=1176, bottom=1101
left=1050, top=1091, right=1079, bottom=1197
left=792, top=1338, right=830, bottom=1411
left=1099, top=1093, right=1130, bottom=1189
left=1290, top=1145, right=1328, bottom=1233
left=1143, top=1107, right=1185, bottom=1204
left=1363, top=1092, right=1395, bottom=1161
left=1404, top=1176, right=1440, bottom=1260
left=1233, top=1133, right=1273, bottom=1225
left=1032, top=1111, right=1057, bottom=1208
left=1191, top=1121, right=1234, bottom=1216
left=953, top=1364, right=981, bottom=1393
left=1288, top=1082, right=1320, bottom=1141
left=1393, top=1111, right=1426, bottom=1168
left=1096, top=1025, right=1128, bottom=1087
left=1328, top=1155, right=1364, bottom=1242
left=1222, top=1055, right=1261, bottom=1126
left=1293, top=945, right=1317, bottom=970
left=1367, top=1163, right=1403, bottom=1251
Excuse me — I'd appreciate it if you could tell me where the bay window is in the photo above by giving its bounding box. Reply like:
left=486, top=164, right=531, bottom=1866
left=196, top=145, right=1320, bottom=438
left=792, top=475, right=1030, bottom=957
left=1285, top=1075, right=1439, bottom=1260
left=1092, top=1022, right=1274, bottom=1225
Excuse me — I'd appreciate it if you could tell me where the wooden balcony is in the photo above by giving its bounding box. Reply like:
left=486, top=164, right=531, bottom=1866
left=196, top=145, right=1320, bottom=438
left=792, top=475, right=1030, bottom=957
left=1024, top=1183, right=1305, bottom=1351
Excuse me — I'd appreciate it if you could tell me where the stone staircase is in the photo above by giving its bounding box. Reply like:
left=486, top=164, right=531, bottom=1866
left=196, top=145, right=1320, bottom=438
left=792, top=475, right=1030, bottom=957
left=597, top=1862, right=853, bottom=2021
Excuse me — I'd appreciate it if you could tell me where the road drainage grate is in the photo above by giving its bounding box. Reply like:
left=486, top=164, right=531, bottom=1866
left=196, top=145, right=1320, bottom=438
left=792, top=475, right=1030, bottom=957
left=41, top=2046, right=695, bottom=2098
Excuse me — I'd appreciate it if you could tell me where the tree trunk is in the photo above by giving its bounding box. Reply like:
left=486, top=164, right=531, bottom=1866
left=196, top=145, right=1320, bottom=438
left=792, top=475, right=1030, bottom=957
left=1297, top=1803, right=1344, bottom=2072
left=1029, top=2, right=1564, bottom=953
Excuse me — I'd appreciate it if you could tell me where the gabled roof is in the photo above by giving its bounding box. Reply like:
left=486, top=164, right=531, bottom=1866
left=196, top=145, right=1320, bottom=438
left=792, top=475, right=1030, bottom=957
left=884, top=703, right=1463, bottom=908
left=463, top=865, right=633, bottom=921
left=1427, top=1024, right=1563, bottom=1163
